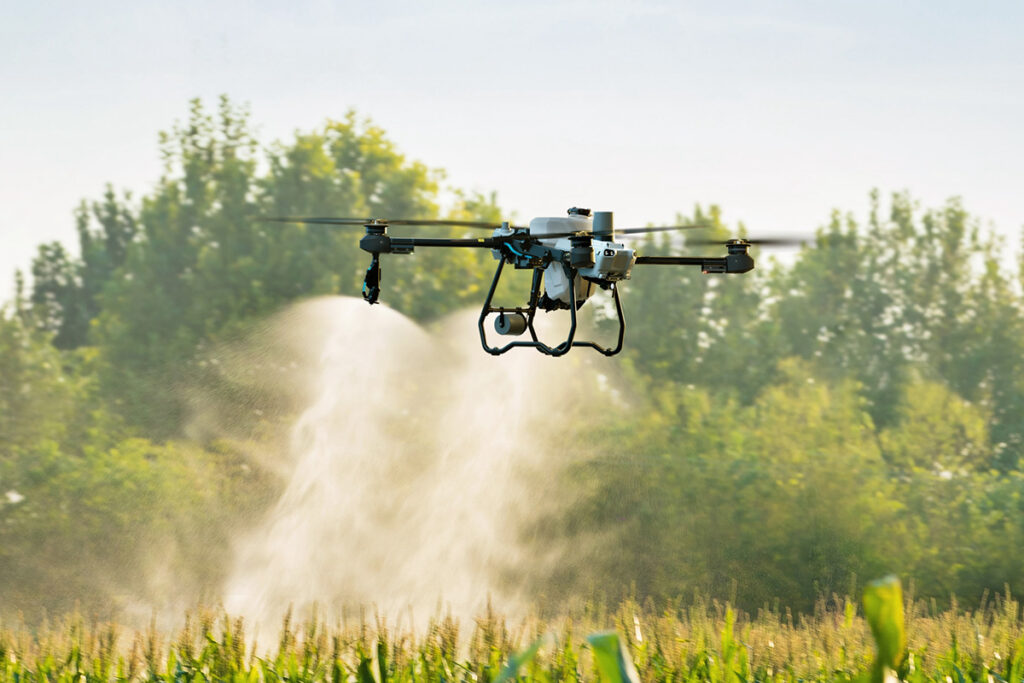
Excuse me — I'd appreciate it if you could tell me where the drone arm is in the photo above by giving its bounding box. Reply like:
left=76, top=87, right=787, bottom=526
left=635, top=255, right=728, bottom=274
left=635, top=256, right=710, bottom=266
left=635, top=252, right=753, bottom=274
left=379, top=236, right=499, bottom=252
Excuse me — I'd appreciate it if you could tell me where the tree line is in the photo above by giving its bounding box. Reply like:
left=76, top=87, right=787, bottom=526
left=2, top=96, right=1023, bottom=616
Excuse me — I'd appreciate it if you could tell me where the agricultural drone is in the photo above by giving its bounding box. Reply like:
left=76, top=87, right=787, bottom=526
left=260, top=208, right=799, bottom=357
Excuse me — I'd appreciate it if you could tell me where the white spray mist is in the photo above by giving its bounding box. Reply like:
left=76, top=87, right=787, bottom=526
left=223, top=297, right=605, bottom=629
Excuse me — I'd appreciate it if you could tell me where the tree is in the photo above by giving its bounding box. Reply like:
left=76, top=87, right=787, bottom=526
left=0, top=307, right=77, bottom=452
left=87, top=99, right=501, bottom=435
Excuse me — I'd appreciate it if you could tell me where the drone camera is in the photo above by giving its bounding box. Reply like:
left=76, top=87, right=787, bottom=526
left=494, top=312, right=528, bottom=336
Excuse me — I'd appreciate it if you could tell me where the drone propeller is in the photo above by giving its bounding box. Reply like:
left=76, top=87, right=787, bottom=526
left=686, top=236, right=808, bottom=247
left=257, top=216, right=809, bottom=249
left=536, top=223, right=711, bottom=240
left=256, top=216, right=711, bottom=240
left=256, top=216, right=526, bottom=230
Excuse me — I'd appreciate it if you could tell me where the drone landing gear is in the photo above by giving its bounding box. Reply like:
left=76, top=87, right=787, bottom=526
left=478, top=259, right=625, bottom=357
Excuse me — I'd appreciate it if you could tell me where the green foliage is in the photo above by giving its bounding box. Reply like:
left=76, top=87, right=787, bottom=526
left=6, top=98, right=1024, bottom=617
left=34, top=98, right=501, bottom=436
left=561, top=364, right=897, bottom=610
left=0, top=307, right=78, bottom=450
left=0, top=431, right=269, bottom=615
left=862, top=576, right=906, bottom=683
left=0, top=307, right=271, bottom=615
left=879, top=381, right=989, bottom=473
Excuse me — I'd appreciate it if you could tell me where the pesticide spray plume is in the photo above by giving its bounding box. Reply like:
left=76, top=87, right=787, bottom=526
left=220, top=296, right=615, bottom=631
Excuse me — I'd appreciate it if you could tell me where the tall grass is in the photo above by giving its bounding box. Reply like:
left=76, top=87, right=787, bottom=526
left=2, top=591, right=1023, bottom=682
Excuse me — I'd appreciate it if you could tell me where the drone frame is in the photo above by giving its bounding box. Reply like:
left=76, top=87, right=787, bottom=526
left=257, top=212, right=775, bottom=358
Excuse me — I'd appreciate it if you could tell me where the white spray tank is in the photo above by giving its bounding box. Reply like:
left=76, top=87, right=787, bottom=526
left=529, top=210, right=595, bottom=306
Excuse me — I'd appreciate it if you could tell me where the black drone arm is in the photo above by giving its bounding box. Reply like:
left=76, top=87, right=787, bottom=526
left=635, top=256, right=727, bottom=273
left=360, top=233, right=499, bottom=255
left=635, top=256, right=712, bottom=266
left=636, top=242, right=754, bottom=274
left=389, top=237, right=499, bottom=250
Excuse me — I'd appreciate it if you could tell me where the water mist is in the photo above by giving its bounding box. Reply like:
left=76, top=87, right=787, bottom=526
left=223, top=297, right=605, bottom=629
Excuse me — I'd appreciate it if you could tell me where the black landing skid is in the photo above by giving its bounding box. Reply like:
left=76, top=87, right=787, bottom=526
left=477, top=258, right=625, bottom=357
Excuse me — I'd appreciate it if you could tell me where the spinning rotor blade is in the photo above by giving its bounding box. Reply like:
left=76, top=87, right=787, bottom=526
left=256, top=216, right=522, bottom=230
left=617, top=223, right=711, bottom=236
left=686, top=236, right=808, bottom=247
left=257, top=216, right=369, bottom=226
left=536, top=223, right=711, bottom=240
left=389, top=218, right=523, bottom=229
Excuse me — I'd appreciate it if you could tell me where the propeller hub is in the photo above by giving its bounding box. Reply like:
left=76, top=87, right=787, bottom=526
left=726, top=239, right=750, bottom=254
left=364, top=220, right=388, bottom=235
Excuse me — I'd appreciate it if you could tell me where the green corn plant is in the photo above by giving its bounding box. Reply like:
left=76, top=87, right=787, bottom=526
left=494, top=636, right=546, bottom=683
left=378, top=637, right=389, bottom=683
left=1007, top=634, right=1024, bottom=683
left=587, top=632, right=640, bottom=683
left=716, top=607, right=749, bottom=683
left=863, top=576, right=907, bottom=683
left=357, top=647, right=376, bottom=683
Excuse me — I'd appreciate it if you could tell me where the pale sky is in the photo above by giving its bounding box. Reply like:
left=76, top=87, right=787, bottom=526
left=2, top=0, right=1023, bottom=302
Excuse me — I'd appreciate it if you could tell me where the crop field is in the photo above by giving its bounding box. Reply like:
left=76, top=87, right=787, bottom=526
left=4, top=27, right=1024, bottom=683
left=3, top=588, right=1024, bottom=683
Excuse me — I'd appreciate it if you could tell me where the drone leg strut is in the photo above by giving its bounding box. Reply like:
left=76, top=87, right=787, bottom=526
left=570, top=282, right=624, bottom=357
left=525, top=268, right=543, bottom=343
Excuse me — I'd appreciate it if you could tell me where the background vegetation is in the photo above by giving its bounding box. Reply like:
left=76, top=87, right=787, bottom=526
left=2, top=97, right=1024, bottom=618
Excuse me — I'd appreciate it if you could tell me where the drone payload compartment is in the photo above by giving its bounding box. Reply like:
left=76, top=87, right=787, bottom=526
left=544, top=262, right=594, bottom=305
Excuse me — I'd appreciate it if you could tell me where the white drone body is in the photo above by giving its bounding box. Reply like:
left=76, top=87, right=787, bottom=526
left=524, top=214, right=637, bottom=306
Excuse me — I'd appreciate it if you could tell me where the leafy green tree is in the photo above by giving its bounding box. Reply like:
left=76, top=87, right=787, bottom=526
left=0, top=307, right=77, bottom=452
left=29, top=241, right=85, bottom=349
left=90, top=99, right=500, bottom=435
left=564, top=361, right=896, bottom=612
left=0, top=431, right=270, bottom=615
left=880, top=380, right=990, bottom=473
left=28, top=189, right=138, bottom=351
left=925, top=228, right=1024, bottom=471
left=616, top=206, right=743, bottom=388
left=767, top=203, right=911, bottom=424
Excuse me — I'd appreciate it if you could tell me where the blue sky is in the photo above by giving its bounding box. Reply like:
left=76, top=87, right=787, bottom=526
left=2, top=0, right=1022, bottom=300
